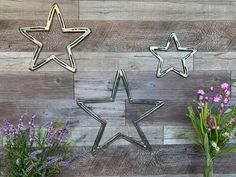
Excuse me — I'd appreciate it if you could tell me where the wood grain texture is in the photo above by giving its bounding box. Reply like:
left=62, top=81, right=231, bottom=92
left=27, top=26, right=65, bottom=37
left=0, top=20, right=236, bottom=52
left=75, top=71, right=230, bottom=100
left=194, top=52, right=236, bottom=71
left=1, top=52, right=235, bottom=72
left=0, top=0, right=236, bottom=176
left=71, top=125, right=163, bottom=146
left=0, top=99, right=76, bottom=124
left=0, top=0, right=79, bottom=20
left=79, top=1, right=236, bottom=21
left=0, top=71, right=73, bottom=100
left=56, top=145, right=236, bottom=177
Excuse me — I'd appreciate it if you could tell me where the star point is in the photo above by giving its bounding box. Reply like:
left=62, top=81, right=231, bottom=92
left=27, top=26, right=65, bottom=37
left=76, top=69, right=164, bottom=154
left=150, top=32, right=197, bottom=78
left=20, top=3, right=91, bottom=73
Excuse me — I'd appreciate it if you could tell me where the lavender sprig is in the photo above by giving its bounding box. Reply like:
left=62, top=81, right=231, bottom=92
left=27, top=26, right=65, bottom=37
left=29, top=114, right=36, bottom=147
left=1, top=120, right=17, bottom=138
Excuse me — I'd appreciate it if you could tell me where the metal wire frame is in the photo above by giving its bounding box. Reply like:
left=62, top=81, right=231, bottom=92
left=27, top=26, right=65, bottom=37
left=76, top=69, right=164, bottom=154
left=19, top=3, right=91, bottom=73
left=150, top=32, right=197, bottom=78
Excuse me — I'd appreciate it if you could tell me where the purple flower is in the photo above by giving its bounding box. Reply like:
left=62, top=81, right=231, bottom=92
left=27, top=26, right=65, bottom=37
left=197, top=89, right=205, bottom=95
left=205, top=96, right=209, bottom=101
left=207, top=115, right=213, bottom=124
left=38, top=157, right=63, bottom=170
left=223, top=97, right=230, bottom=104
left=17, top=118, right=24, bottom=131
left=199, top=95, right=204, bottom=101
left=16, top=158, right=21, bottom=165
left=210, top=86, right=214, bottom=92
left=26, top=162, right=39, bottom=173
left=225, top=90, right=231, bottom=97
left=17, top=113, right=27, bottom=131
left=220, top=103, right=224, bottom=109
left=29, top=114, right=36, bottom=145
left=1, top=120, right=17, bottom=138
left=56, top=121, right=69, bottom=142
left=46, top=121, right=54, bottom=145
left=207, top=115, right=215, bottom=129
left=29, top=150, right=42, bottom=160
left=220, top=83, right=229, bottom=91
left=213, top=94, right=222, bottom=103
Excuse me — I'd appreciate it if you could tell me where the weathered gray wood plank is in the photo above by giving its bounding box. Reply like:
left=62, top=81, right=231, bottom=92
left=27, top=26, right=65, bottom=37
left=0, top=99, right=125, bottom=127
left=164, top=125, right=195, bottom=144
left=0, top=52, right=192, bottom=72
left=57, top=145, right=236, bottom=177
left=1, top=52, right=236, bottom=72
left=163, top=125, right=236, bottom=145
left=194, top=52, right=236, bottom=71
left=76, top=71, right=230, bottom=100
left=0, top=20, right=235, bottom=52
left=71, top=125, right=163, bottom=146
left=0, top=71, right=73, bottom=100
left=79, top=1, right=236, bottom=21
left=0, top=0, right=79, bottom=20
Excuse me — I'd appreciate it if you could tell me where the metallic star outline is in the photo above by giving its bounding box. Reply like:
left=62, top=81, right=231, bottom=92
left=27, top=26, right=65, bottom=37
left=76, top=69, right=164, bottom=154
left=150, top=32, right=197, bottom=78
left=19, top=3, right=91, bottom=73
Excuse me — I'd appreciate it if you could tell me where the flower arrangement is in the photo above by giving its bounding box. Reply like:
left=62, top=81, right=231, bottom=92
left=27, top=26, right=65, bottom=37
left=180, top=82, right=236, bottom=177
left=0, top=114, right=72, bottom=177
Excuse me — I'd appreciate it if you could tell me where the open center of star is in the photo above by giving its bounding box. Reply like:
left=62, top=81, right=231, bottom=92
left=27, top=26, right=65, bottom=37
left=86, top=85, right=144, bottom=146
left=157, top=39, right=193, bottom=71
left=28, top=16, right=81, bottom=66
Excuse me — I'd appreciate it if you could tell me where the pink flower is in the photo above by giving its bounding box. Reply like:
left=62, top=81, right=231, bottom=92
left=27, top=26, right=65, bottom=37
left=207, top=115, right=215, bottom=129
left=223, top=97, right=230, bottom=104
left=197, top=89, right=205, bottom=95
left=213, top=94, right=222, bottom=102
left=220, top=83, right=229, bottom=91
left=207, top=115, right=213, bottom=123
left=210, top=86, right=214, bottom=92
left=220, top=103, right=224, bottom=109
left=199, top=95, right=204, bottom=101
left=16, top=159, right=21, bottom=165
left=205, top=96, right=209, bottom=101
left=225, top=90, right=231, bottom=97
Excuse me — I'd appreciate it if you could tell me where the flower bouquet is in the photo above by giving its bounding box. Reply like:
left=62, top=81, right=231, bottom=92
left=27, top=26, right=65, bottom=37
left=0, top=114, right=72, bottom=177
left=180, top=82, right=236, bottom=177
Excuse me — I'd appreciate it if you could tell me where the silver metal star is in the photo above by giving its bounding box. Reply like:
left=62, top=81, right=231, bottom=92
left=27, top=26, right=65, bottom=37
left=76, top=69, right=164, bottom=154
left=150, top=32, right=197, bottom=78
left=19, top=3, right=91, bottom=73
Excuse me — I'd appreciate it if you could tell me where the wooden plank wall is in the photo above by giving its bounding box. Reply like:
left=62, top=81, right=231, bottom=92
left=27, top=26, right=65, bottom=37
left=0, top=0, right=236, bottom=176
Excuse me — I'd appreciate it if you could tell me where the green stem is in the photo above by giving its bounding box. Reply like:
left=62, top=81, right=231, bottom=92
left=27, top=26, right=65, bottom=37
left=204, top=155, right=213, bottom=177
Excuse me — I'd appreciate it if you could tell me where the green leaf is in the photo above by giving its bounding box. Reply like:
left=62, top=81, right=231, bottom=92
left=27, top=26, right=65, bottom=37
left=178, top=132, right=201, bottom=146
left=54, top=119, right=65, bottom=128
left=187, top=106, right=202, bottom=136
left=220, top=108, right=234, bottom=126
left=220, top=145, right=236, bottom=155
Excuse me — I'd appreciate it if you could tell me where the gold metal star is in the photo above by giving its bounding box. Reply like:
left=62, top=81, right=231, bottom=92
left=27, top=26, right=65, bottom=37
left=76, top=69, right=164, bottom=154
left=150, top=32, right=197, bottom=78
left=19, top=3, right=91, bottom=73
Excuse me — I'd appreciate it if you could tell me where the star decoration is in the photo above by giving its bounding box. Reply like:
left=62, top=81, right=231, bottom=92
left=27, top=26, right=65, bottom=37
left=150, top=32, right=197, bottom=78
left=19, top=3, right=91, bottom=73
left=76, top=69, right=164, bottom=154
